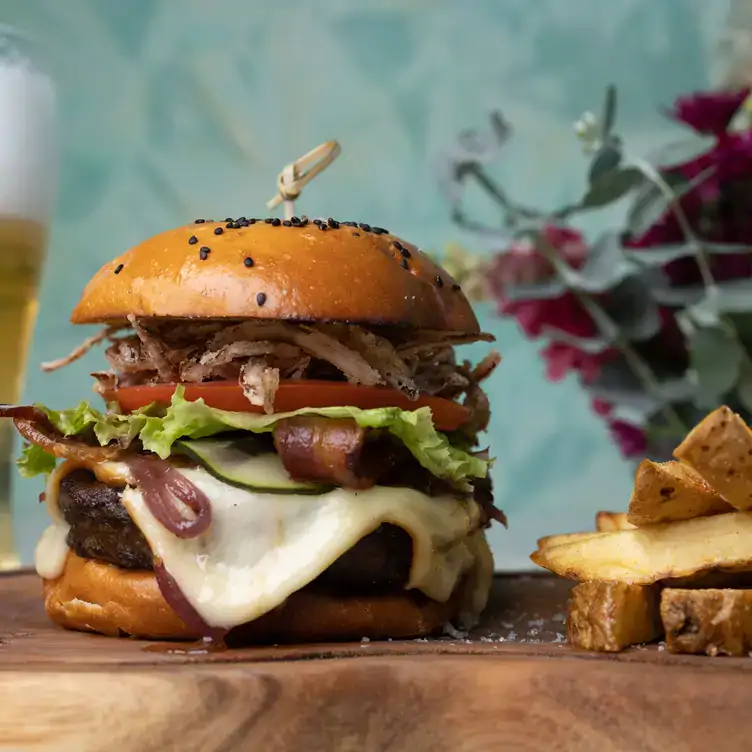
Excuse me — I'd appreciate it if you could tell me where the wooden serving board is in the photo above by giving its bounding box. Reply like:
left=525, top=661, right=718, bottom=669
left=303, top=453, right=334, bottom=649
left=2, top=571, right=752, bottom=752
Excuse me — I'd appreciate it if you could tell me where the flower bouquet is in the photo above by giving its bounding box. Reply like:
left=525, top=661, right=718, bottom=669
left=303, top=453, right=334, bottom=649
left=437, top=87, right=752, bottom=461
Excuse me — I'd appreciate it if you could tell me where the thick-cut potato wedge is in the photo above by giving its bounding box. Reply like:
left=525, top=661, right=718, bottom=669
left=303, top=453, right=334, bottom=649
left=662, top=588, right=752, bottom=656
left=595, top=511, right=635, bottom=532
left=674, top=406, right=752, bottom=511
left=567, top=582, right=662, bottom=652
left=627, top=459, right=730, bottom=526
left=530, top=511, right=752, bottom=584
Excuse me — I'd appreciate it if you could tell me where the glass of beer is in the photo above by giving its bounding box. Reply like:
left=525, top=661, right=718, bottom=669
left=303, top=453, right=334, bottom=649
left=0, top=27, right=57, bottom=570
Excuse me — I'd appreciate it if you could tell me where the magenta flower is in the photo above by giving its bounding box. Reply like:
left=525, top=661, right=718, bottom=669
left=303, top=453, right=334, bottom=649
left=608, top=420, right=647, bottom=459
left=667, top=88, right=749, bottom=135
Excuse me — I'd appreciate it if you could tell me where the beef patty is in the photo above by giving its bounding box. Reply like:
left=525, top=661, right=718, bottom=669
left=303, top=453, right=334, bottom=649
left=58, top=469, right=414, bottom=591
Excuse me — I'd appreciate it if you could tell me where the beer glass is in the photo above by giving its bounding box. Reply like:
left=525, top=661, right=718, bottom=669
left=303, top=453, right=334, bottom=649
left=0, top=27, right=57, bottom=570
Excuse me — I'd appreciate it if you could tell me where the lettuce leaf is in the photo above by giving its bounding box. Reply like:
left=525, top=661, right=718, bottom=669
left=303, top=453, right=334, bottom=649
left=24, top=387, right=491, bottom=486
left=18, top=444, right=57, bottom=478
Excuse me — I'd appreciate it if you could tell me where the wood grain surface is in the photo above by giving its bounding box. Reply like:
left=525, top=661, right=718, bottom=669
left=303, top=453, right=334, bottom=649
left=2, top=570, right=752, bottom=751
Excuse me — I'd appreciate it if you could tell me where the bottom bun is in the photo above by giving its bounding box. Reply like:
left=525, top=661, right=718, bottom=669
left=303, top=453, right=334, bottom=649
left=43, top=552, right=464, bottom=642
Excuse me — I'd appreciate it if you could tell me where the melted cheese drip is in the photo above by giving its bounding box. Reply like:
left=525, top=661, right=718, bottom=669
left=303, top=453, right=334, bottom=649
left=36, top=460, right=494, bottom=631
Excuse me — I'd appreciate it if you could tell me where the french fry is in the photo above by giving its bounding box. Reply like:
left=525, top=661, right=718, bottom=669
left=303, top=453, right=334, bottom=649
left=536, top=531, right=605, bottom=549
left=674, top=406, right=752, bottom=511
left=662, top=588, right=752, bottom=657
left=627, top=459, right=730, bottom=526
left=595, top=511, right=634, bottom=532
left=531, top=511, right=752, bottom=584
left=567, top=582, right=662, bottom=652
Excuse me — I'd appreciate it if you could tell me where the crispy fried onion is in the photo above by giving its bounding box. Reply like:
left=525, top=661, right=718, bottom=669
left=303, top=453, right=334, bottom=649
left=273, top=416, right=374, bottom=489
left=0, top=405, right=124, bottom=463
left=127, top=456, right=211, bottom=539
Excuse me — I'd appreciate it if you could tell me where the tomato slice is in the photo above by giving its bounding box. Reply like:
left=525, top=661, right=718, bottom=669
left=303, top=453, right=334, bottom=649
left=104, top=381, right=469, bottom=432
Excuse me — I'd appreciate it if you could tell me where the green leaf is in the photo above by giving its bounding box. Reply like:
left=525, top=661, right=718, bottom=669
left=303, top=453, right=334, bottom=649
left=601, top=84, right=617, bottom=136
left=736, top=358, right=752, bottom=416
left=17, top=444, right=57, bottom=478
left=652, top=279, right=752, bottom=312
left=688, top=325, right=744, bottom=408
left=22, top=388, right=491, bottom=488
left=588, top=142, right=622, bottom=183
left=580, top=167, right=643, bottom=209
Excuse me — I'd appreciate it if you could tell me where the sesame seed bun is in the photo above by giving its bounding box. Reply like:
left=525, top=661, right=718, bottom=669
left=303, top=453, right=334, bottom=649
left=43, top=551, right=466, bottom=642
left=71, top=219, right=479, bottom=333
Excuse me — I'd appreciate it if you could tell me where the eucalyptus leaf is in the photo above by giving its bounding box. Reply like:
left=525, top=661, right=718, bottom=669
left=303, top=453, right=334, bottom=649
left=539, top=327, right=612, bottom=354
left=585, top=368, right=696, bottom=413
left=645, top=136, right=716, bottom=167
left=736, top=358, right=752, bottom=415
left=688, top=325, right=743, bottom=408
left=626, top=241, right=752, bottom=266
left=601, top=85, right=617, bottom=136
left=564, top=231, right=635, bottom=293
left=502, top=279, right=566, bottom=301
left=588, top=142, right=622, bottom=183
left=603, top=276, right=663, bottom=341
left=580, top=167, right=643, bottom=209
left=651, top=279, right=752, bottom=312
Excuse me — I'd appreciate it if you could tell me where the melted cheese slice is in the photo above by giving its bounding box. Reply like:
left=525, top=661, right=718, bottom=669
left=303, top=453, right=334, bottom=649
left=36, top=460, right=494, bottom=631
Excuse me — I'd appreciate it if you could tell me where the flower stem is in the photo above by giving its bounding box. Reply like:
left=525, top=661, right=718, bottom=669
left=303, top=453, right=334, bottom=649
left=534, top=230, right=688, bottom=436
left=629, top=157, right=716, bottom=293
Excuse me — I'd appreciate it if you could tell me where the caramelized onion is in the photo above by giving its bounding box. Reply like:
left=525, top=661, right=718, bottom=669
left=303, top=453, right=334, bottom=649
left=13, top=417, right=123, bottom=463
left=128, top=456, right=211, bottom=538
left=154, top=559, right=227, bottom=642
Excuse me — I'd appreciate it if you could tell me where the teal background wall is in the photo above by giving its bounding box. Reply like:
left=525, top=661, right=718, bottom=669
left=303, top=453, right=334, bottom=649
left=3, top=0, right=733, bottom=568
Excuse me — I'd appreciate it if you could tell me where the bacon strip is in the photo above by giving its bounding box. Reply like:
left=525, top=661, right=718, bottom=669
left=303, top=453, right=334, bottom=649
left=0, top=404, right=125, bottom=463
left=127, top=456, right=212, bottom=539
left=273, top=416, right=375, bottom=489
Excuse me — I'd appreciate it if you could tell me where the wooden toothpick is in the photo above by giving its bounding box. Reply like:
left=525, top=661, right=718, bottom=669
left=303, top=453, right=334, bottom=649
left=266, top=140, right=341, bottom=220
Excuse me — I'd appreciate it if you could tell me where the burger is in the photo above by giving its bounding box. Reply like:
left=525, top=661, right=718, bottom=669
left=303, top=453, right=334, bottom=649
left=4, top=215, right=503, bottom=643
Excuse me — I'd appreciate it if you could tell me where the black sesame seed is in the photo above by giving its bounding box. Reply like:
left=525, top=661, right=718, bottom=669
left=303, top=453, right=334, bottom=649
left=214, top=227, right=223, bottom=235
left=452, top=284, right=461, bottom=291
left=291, top=216, right=301, bottom=225
left=188, top=235, right=198, bottom=245
left=319, top=223, right=328, bottom=231
left=238, top=220, right=249, bottom=227
left=225, top=222, right=234, bottom=229
left=342, top=221, right=357, bottom=227
left=271, top=217, right=281, bottom=227
left=401, top=258, right=409, bottom=270
left=282, top=220, right=292, bottom=226
left=225, top=217, right=233, bottom=222
left=313, top=218, right=322, bottom=225
left=352, top=232, right=360, bottom=237
left=372, top=227, right=387, bottom=234
left=195, top=219, right=205, bottom=224
left=114, top=263, right=124, bottom=275
left=200, top=248, right=210, bottom=260
left=249, top=218, right=257, bottom=225
left=435, top=275, right=444, bottom=288
left=256, top=292, right=267, bottom=306
left=327, top=217, right=339, bottom=228
left=237, top=216, right=246, bottom=222
left=244, top=257, right=254, bottom=267
left=358, top=223, right=371, bottom=232
left=300, top=217, right=309, bottom=226
left=401, top=248, right=411, bottom=258
left=393, top=240, right=403, bottom=250
left=264, top=218, right=274, bottom=224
